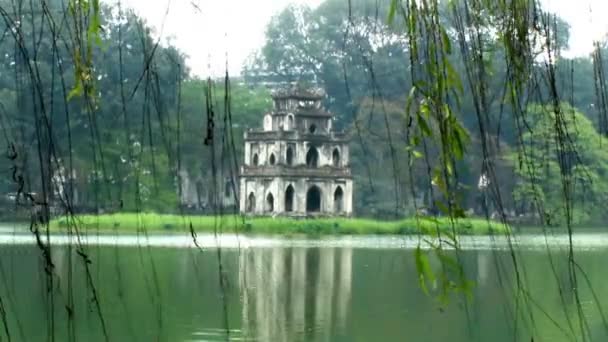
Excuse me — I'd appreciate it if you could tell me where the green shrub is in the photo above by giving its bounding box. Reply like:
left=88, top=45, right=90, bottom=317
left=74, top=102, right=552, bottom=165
left=49, top=213, right=510, bottom=236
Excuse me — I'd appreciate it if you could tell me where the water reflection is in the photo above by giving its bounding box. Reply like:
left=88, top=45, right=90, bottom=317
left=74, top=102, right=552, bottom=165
left=240, top=247, right=353, bottom=341
left=476, top=249, right=490, bottom=286
left=1, top=241, right=608, bottom=341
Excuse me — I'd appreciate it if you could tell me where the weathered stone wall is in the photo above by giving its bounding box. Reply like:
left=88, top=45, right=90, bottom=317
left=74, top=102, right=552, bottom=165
left=179, top=170, right=237, bottom=210
left=239, top=176, right=353, bottom=216
left=296, top=116, right=331, bottom=134
left=263, top=112, right=332, bottom=134
left=246, top=140, right=349, bottom=168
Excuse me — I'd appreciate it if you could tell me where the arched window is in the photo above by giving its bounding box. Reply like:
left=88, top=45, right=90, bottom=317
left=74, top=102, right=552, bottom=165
left=195, top=180, right=204, bottom=209
left=285, top=185, right=295, bottom=212
left=334, top=186, right=344, bottom=213
left=269, top=153, right=276, bottom=165
left=266, top=193, right=274, bottom=212
left=306, top=147, right=319, bottom=168
left=224, top=181, right=231, bottom=198
left=247, top=192, right=256, bottom=212
left=306, top=186, right=322, bottom=212
left=286, top=146, right=294, bottom=166
left=309, top=124, right=317, bottom=134
left=332, top=148, right=340, bottom=167
left=263, top=114, right=272, bottom=131
left=252, top=153, right=259, bottom=166
left=286, top=115, right=294, bottom=130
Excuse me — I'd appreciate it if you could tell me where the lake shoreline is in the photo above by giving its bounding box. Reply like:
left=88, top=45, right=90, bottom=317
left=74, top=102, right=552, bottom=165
left=48, top=213, right=509, bottom=236
left=2, top=230, right=608, bottom=251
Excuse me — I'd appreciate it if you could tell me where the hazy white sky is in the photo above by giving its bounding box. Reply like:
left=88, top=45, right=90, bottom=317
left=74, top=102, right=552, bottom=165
left=114, top=0, right=608, bottom=77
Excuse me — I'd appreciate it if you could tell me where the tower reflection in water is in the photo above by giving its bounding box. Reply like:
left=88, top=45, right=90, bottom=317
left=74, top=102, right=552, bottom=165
left=239, top=247, right=353, bottom=341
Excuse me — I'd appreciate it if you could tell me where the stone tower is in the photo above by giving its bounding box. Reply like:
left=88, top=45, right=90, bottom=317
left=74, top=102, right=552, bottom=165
left=239, top=86, right=353, bottom=217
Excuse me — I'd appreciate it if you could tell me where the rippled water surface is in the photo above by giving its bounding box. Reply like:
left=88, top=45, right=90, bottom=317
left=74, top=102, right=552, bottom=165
left=0, top=225, right=606, bottom=341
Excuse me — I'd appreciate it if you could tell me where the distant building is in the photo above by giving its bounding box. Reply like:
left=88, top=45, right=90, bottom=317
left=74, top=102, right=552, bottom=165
left=178, top=170, right=237, bottom=212
left=239, top=85, right=353, bottom=216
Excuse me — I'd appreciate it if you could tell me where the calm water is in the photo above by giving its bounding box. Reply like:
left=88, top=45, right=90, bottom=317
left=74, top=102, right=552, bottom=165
left=0, top=231, right=607, bottom=341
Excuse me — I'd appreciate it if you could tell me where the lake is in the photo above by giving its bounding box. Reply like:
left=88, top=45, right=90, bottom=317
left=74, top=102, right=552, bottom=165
left=0, top=229, right=606, bottom=341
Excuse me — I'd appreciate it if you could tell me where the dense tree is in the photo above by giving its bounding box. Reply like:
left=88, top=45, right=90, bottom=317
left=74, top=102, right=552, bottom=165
left=243, top=0, right=608, bottom=223
left=1, top=0, right=608, bottom=223
left=244, top=0, right=412, bottom=127
left=0, top=2, right=187, bottom=213
left=513, top=104, right=608, bottom=225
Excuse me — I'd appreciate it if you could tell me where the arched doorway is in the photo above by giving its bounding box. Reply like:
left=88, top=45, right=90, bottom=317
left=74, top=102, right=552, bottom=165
left=247, top=192, right=255, bottom=212
left=252, top=153, right=259, bottom=166
left=332, top=148, right=340, bottom=167
left=285, top=185, right=295, bottom=212
left=306, top=147, right=319, bottom=167
left=266, top=192, right=274, bottom=212
left=306, top=186, right=321, bottom=212
left=269, top=153, right=276, bottom=165
left=286, top=146, right=294, bottom=166
left=334, top=186, right=344, bottom=213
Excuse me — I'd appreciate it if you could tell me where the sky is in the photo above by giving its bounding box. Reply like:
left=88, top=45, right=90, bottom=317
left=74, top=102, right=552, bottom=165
left=113, top=0, right=608, bottom=78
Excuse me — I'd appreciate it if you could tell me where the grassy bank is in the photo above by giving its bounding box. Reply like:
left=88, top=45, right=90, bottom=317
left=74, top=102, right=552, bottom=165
left=49, top=213, right=509, bottom=236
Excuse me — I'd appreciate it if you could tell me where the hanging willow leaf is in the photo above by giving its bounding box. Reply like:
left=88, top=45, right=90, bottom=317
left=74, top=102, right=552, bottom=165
left=441, top=27, right=452, bottom=54
left=387, top=0, right=398, bottom=25
left=415, top=246, right=435, bottom=296
left=67, top=0, right=103, bottom=102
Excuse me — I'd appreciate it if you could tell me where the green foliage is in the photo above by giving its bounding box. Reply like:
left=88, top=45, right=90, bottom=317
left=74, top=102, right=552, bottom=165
left=513, top=103, right=608, bottom=225
left=349, top=98, right=412, bottom=216
left=50, top=213, right=509, bottom=235
left=0, top=1, right=276, bottom=214
left=415, top=246, right=436, bottom=295
left=244, top=0, right=412, bottom=125
left=67, top=0, right=103, bottom=101
left=0, top=1, right=187, bottom=212
left=178, top=79, right=272, bottom=174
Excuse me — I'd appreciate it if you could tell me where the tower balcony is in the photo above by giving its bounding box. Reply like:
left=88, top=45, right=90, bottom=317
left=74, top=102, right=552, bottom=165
left=244, top=129, right=349, bottom=142
left=240, top=165, right=352, bottom=179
